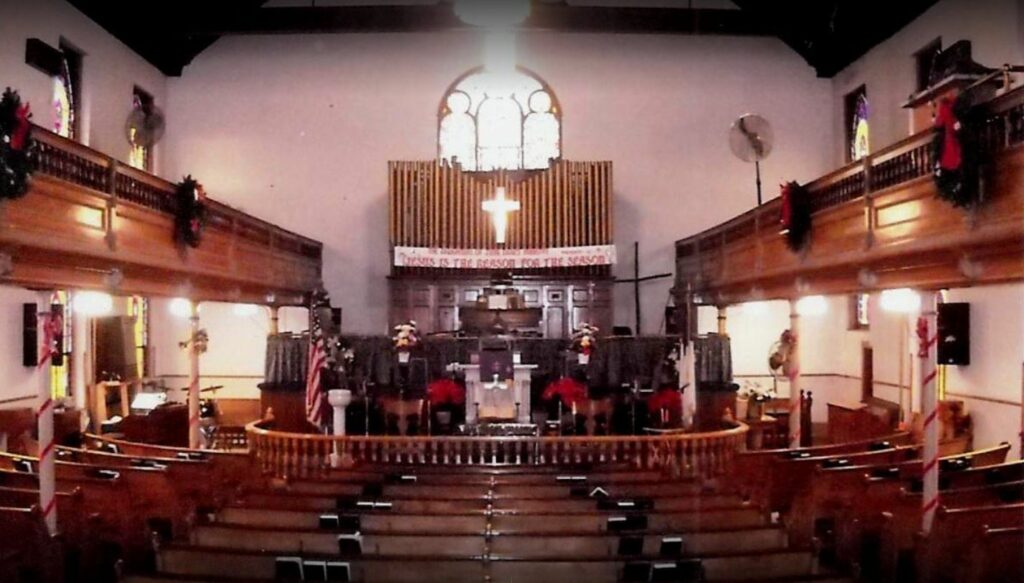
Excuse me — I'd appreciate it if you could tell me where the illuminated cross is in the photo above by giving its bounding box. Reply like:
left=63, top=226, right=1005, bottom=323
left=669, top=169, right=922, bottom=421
left=481, top=187, right=520, bottom=244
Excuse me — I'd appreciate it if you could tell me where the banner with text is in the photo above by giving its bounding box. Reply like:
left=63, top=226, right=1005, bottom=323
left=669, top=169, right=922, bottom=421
left=394, top=245, right=617, bottom=270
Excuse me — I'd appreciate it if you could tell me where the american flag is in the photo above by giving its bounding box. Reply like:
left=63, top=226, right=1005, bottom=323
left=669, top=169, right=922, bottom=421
left=305, top=329, right=328, bottom=428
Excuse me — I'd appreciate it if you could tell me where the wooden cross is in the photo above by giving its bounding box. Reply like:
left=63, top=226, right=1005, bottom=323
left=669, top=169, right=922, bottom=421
left=614, top=242, right=672, bottom=335
left=482, top=187, right=520, bottom=244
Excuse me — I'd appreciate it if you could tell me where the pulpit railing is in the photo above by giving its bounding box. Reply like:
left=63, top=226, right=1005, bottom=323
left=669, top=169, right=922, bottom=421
left=245, top=420, right=749, bottom=481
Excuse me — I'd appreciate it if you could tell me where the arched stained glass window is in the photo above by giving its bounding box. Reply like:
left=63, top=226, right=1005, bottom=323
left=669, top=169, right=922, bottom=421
left=439, top=68, right=561, bottom=171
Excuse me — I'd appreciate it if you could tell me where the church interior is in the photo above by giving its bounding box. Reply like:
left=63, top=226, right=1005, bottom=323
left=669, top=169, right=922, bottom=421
left=0, top=0, right=1022, bottom=581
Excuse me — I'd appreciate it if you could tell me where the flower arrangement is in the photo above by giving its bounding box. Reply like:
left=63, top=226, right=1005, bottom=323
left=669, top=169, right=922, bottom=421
left=427, top=378, right=466, bottom=407
left=392, top=320, right=420, bottom=352
left=571, top=323, right=599, bottom=356
left=738, top=380, right=776, bottom=403
left=541, top=377, right=587, bottom=407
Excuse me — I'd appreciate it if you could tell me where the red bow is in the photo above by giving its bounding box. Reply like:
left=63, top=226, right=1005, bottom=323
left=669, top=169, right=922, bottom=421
left=11, top=102, right=31, bottom=151
left=779, top=183, right=794, bottom=229
left=916, top=316, right=930, bottom=358
left=37, top=309, right=63, bottom=368
left=934, top=98, right=962, bottom=172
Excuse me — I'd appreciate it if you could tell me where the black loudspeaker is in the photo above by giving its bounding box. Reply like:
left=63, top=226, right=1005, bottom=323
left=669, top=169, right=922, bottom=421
left=937, top=303, right=970, bottom=366
left=95, top=316, right=139, bottom=380
left=23, top=304, right=37, bottom=367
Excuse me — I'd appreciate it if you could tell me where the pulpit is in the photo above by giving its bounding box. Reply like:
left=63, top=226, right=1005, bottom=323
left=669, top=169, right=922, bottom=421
left=456, top=363, right=536, bottom=425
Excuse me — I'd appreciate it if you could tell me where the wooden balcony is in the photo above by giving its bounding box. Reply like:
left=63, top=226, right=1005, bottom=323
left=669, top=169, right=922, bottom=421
left=675, top=86, right=1024, bottom=304
left=0, top=127, right=322, bottom=304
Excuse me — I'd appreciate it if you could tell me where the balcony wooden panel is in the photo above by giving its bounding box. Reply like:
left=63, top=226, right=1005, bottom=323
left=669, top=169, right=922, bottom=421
left=0, top=127, right=322, bottom=304
left=675, top=86, right=1024, bottom=304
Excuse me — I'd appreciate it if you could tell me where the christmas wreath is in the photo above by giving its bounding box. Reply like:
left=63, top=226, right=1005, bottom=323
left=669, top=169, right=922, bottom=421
left=174, top=175, right=207, bottom=248
left=0, top=88, right=37, bottom=200
left=779, top=181, right=812, bottom=252
left=932, top=95, right=980, bottom=208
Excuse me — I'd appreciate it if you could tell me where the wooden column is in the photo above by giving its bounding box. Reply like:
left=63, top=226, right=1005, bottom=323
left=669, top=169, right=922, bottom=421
left=36, top=320, right=57, bottom=534
left=269, top=306, right=280, bottom=336
left=917, top=291, right=940, bottom=533
left=788, top=300, right=802, bottom=448
left=188, top=301, right=202, bottom=449
left=717, top=306, right=728, bottom=336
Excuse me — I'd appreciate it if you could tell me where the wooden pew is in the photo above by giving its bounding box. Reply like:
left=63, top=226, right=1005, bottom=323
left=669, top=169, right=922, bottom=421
left=83, top=433, right=253, bottom=492
left=959, top=526, right=1024, bottom=583
left=216, top=504, right=768, bottom=534
left=153, top=544, right=821, bottom=583
left=0, top=505, right=64, bottom=583
left=57, top=446, right=226, bottom=508
left=788, top=443, right=1011, bottom=548
left=0, top=451, right=195, bottom=571
left=914, top=503, right=1024, bottom=583
left=191, top=521, right=790, bottom=558
left=733, top=432, right=912, bottom=504
left=767, top=444, right=922, bottom=513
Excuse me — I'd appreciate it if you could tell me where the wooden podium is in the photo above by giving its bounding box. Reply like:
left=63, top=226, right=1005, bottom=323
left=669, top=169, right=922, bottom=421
left=457, top=363, right=536, bottom=425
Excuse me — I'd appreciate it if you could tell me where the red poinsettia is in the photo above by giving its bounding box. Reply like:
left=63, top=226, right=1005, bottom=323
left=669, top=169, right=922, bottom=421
left=542, top=377, right=587, bottom=407
left=647, top=386, right=682, bottom=414
left=427, top=378, right=465, bottom=407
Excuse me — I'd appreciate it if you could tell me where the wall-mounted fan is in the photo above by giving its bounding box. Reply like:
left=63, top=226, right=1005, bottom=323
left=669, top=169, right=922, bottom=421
left=125, top=104, right=166, bottom=149
left=767, top=329, right=796, bottom=381
left=729, top=114, right=774, bottom=206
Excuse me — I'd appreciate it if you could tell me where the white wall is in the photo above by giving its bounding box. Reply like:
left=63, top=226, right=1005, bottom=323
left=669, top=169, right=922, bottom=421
left=708, top=285, right=1024, bottom=458
left=163, top=31, right=834, bottom=335
left=0, top=0, right=168, bottom=171
left=0, top=286, right=51, bottom=409
left=149, top=300, right=307, bottom=400
left=831, top=0, right=1024, bottom=164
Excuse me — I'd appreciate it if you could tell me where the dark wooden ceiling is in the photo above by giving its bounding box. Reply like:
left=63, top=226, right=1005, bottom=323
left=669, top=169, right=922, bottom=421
left=67, top=1, right=938, bottom=77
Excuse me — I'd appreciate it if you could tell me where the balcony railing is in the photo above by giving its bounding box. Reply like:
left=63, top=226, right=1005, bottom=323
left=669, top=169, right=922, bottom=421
left=31, top=126, right=323, bottom=261
left=675, top=85, right=1024, bottom=300
left=246, top=419, right=749, bottom=480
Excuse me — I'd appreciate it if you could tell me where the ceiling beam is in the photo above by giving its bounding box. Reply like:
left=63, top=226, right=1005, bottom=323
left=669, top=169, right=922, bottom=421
left=186, top=5, right=774, bottom=37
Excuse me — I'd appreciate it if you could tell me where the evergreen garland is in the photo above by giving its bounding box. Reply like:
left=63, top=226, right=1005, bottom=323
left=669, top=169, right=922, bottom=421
left=174, top=175, right=206, bottom=248
left=779, top=180, right=812, bottom=252
left=0, top=88, right=37, bottom=200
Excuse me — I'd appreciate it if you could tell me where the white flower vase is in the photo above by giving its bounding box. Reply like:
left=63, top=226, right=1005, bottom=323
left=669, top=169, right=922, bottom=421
left=398, top=351, right=411, bottom=364
left=736, top=396, right=750, bottom=421
left=578, top=353, right=590, bottom=365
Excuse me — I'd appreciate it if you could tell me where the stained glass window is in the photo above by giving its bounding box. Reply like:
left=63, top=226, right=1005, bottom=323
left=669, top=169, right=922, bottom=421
left=847, top=88, right=870, bottom=161
left=52, top=43, right=81, bottom=140
left=128, top=88, right=154, bottom=171
left=48, top=291, right=72, bottom=400
left=439, top=68, right=561, bottom=171
left=52, top=70, right=72, bottom=138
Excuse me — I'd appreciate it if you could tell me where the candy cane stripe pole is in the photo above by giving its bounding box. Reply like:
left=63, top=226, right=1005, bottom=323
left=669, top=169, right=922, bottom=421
left=188, top=301, right=202, bottom=449
left=788, top=300, right=802, bottom=448
left=919, top=291, right=940, bottom=533
left=37, top=333, right=57, bottom=535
